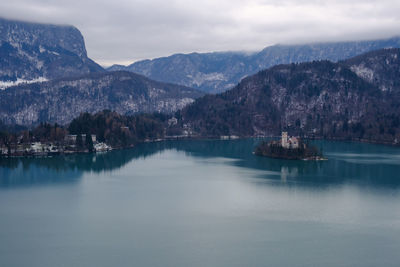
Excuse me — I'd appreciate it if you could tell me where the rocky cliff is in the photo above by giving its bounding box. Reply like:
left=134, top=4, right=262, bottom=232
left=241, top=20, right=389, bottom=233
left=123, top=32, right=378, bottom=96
left=0, top=17, right=103, bottom=88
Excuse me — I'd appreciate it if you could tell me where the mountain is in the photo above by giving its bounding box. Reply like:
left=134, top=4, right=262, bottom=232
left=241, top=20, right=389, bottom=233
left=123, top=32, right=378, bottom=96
left=179, top=48, right=400, bottom=145
left=344, top=48, right=400, bottom=94
left=109, top=37, right=400, bottom=93
left=0, top=17, right=103, bottom=88
left=0, top=71, right=203, bottom=126
left=108, top=52, right=252, bottom=93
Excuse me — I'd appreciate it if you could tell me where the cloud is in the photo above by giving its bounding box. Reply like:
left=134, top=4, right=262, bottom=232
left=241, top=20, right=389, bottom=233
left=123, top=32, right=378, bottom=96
left=0, top=0, right=399, bottom=66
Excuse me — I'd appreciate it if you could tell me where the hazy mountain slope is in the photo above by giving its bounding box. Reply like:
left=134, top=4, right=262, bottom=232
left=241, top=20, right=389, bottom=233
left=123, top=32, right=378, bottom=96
left=343, top=48, right=400, bottom=94
left=0, top=17, right=103, bottom=88
left=109, top=37, right=400, bottom=93
left=180, top=48, right=400, bottom=144
left=109, top=52, right=252, bottom=93
left=0, top=71, right=203, bottom=125
left=253, top=37, right=400, bottom=69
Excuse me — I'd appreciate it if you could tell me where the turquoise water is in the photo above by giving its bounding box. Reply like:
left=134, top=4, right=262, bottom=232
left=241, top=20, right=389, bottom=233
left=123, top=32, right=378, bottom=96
left=1, top=139, right=400, bottom=267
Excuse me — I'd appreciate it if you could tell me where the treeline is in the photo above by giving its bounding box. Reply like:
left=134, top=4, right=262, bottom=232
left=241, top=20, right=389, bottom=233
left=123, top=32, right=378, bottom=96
left=67, top=110, right=167, bottom=148
left=254, top=141, right=322, bottom=160
left=0, top=123, right=67, bottom=146
left=0, top=110, right=168, bottom=152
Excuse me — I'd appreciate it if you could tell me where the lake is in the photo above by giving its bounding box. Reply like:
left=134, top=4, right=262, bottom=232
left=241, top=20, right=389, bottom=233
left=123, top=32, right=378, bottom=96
left=1, top=139, right=400, bottom=267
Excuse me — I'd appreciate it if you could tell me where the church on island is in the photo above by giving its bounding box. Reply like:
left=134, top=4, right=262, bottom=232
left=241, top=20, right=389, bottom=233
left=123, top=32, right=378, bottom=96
left=281, top=132, right=300, bottom=149
left=254, top=132, right=325, bottom=160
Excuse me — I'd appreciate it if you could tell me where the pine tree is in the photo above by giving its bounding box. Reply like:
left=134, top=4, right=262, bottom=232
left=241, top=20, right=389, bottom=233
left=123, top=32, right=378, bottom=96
left=76, top=134, right=83, bottom=151
left=85, top=133, right=94, bottom=152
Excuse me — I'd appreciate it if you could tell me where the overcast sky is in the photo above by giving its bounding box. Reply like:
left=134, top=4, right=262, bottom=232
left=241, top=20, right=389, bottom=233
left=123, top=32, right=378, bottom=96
left=1, top=0, right=399, bottom=66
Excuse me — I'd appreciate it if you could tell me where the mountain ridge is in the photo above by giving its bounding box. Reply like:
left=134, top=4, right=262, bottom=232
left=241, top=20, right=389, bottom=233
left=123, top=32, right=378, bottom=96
left=0, top=71, right=204, bottom=126
left=109, top=36, right=400, bottom=93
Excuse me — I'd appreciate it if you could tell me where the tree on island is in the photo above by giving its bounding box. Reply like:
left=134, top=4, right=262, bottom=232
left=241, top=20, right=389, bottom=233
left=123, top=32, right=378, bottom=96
left=85, top=133, right=94, bottom=152
left=76, top=134, right=84, bottom=151
left=254, top=140, right=324, bottom=160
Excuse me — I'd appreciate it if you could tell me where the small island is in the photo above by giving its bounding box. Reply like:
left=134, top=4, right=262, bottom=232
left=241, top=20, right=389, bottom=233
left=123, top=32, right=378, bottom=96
left=255, top=132, right=326, bottom=160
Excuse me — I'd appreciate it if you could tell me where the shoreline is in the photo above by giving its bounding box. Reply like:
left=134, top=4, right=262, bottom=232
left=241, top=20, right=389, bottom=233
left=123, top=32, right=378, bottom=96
left=1, top=135, right=398, bottom=159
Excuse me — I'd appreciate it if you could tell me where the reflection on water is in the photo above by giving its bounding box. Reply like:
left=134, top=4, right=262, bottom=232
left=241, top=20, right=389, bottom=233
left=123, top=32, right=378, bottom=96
left=0, top=142, right=166, bottom=187
left=1, top=139, right=400, bottom=267
left=1, top=139, right=400, bottom=188
left=280, top=166, right=298, bottom=182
